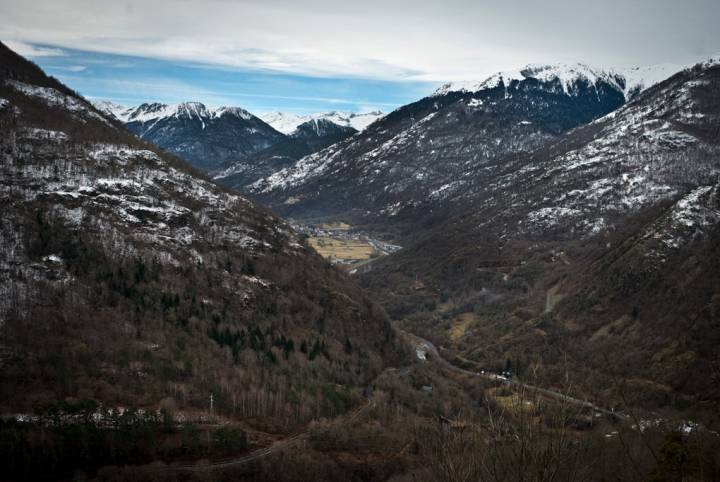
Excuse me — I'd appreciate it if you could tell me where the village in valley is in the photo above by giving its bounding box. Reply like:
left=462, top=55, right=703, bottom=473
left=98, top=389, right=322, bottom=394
left=290, top=221, right=402, bottom=269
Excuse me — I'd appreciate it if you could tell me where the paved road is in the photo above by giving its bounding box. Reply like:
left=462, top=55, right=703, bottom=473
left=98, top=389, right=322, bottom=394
left=155, top=326, right=720, bottom=473
left=166, top=328, right=629, bottom=472
left=401, top=329, right=628, bottom=420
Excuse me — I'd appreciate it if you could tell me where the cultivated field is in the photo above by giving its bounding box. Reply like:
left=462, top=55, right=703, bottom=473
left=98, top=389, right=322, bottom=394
left=309, top=237, right=377, bottom=261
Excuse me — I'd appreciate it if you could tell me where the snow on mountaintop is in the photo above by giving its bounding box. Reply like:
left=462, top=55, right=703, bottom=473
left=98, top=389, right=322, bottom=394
left=92, top=101, right=255, bottom=124
left=700, top=54, right=720, bottom=69
left=92, top=100, right=132, bottom=121
left=92, top=100, right=382, bottom=135
left=127, top=102, right=209, bottom=123
left=433, top=63, right=623, bottom=96
left=258, top=112, right=304, bottom=134
left=259, top=110, right=384, bottom=134
left=320, top=111, right=384, bottom=131
left=620, top=62, right=686, bottom=98
left=212, top=106, right=254, bottom=120
left=433, top=61, right=690, bottom=100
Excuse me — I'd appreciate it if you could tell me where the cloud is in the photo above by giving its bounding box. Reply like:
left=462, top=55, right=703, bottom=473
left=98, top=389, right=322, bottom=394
left=4, top=40, right=65, bottom=57
left=68, top=74, right=401, bottom=108
left=51, top=65, right=87, bottom=72
left=2, top=0, right=718, bottom=82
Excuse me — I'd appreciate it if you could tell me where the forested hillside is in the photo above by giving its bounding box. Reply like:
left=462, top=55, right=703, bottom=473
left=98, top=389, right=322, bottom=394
left=0, top=41, right=402, bottom=432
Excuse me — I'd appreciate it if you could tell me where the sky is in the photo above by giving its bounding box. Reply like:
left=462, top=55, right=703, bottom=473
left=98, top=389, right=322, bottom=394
left=2, top=0, right=719, bottom=115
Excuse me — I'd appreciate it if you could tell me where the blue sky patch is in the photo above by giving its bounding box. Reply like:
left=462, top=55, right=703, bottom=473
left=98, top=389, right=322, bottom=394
left=29, top=45, right=436, bottom=115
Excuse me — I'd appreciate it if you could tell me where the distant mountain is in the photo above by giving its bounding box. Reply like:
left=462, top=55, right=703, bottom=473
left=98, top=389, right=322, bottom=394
left=91, top=99, right=130, bottom=120
left=259, top=110, right=384, bottom=134
left=92, top=101, right=284, bottom=172
left=0, top=40, right=401, bottom=431
left=292, top=118, right=359, bottom=148
left=361, top=56, right=720, bottom=411
left=213, top=117, right=359, bottom=192
left=249, top=62, right=683, bottom=226
left=93, top=101, right=370, bottom=186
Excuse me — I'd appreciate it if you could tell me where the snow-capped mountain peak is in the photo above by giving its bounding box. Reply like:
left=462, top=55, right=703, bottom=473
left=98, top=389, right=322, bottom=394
left=93, top=101, right=256, bottom=124
left=88, top=99, right=367, bottom=175
left=488, top=63, right=623, bottom=95
left=259, top=110, right=384, bottom=134
left=433, top=63, right=624, bottom=97
left=124, top=102, right=211, bottom=123
left=258, top=111, right=305, bottom=134
left=433, top=60, right=694, bottom=100
left=619, top=62, right=687, bottom=98
left=212, top=105, right=254, bottom=120
left=91, top=100, right=131, bottom=121
left=88, top=100, right=285, bottom=171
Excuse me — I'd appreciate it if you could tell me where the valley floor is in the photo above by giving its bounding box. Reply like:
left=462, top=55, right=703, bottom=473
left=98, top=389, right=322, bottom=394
left=5, top=322, right=719, bottom=481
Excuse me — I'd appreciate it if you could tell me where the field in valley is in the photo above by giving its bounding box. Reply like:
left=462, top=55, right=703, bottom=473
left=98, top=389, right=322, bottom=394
left=309, top=236, right=377, bottom=262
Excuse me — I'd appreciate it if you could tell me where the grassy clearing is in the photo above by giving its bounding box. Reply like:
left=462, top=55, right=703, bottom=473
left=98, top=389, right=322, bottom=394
left=488, top=386, right=536, bottom=414
left=448, top=312, right=474, bottom=342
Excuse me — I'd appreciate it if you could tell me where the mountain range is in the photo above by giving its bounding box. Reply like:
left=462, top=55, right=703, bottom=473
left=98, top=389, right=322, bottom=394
left=247, top=62, right=691, bottom=227
left=93, top=101, right=383, bottom=182
left=359, top=57, right=720, bottom=409
left=259, top=110, right=384, bottom=134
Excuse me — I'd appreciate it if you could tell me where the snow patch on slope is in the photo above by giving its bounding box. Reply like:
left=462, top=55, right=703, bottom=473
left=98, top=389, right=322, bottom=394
left=7, top=81, right=111, bottom=125
left=643, top=184, right=720, bottom=254
left=92, top=100, right=131, bottom=121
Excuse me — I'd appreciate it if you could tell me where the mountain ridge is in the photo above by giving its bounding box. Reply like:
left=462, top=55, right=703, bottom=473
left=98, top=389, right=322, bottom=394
left=248, top=57, right=717, bottom=232
left=259, top=110, right=384, bottom=134
left=432, top=60, right=698, bottom=99
left=92, top=100, right=373, bottom=183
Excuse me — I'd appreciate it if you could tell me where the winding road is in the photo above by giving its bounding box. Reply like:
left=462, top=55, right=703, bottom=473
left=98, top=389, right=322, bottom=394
left=166, top=327, right=630, bottom=472
left=401, top=329, right=629, bottom=420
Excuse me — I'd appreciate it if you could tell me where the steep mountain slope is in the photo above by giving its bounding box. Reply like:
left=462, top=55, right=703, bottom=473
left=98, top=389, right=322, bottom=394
left=96, top=102, right=365, bottom=187
left=103, top=102, right=285, bottom=172
left=361, top=58, right=720, bottom=412
left=214, top=118, right=358, bottom=191
left=0, top=42, right=401, bottom=425
left=292, top=118, right=359, bottom=151
left=249, top=63, right=681, bottom=227
left=260, top=110, right=384, bottom=134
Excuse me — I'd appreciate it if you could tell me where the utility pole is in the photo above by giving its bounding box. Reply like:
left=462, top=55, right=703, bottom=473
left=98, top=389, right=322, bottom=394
left=207, top=392, right=215, bottom=451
